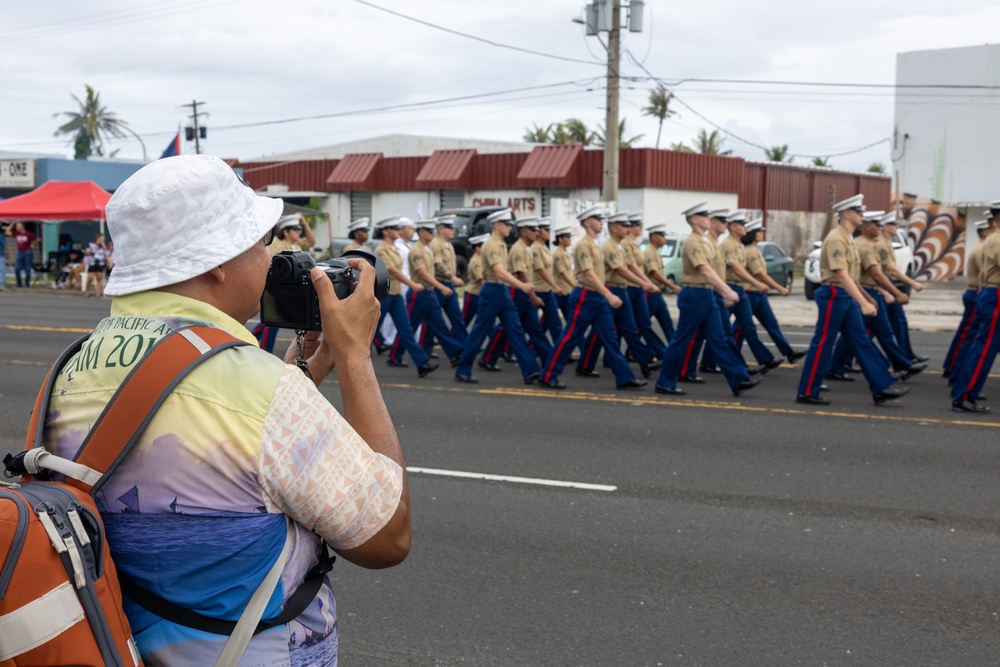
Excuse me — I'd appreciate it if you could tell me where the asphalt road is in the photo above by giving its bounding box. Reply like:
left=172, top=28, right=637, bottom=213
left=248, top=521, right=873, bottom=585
left=2, top=289, right=999, bottom=666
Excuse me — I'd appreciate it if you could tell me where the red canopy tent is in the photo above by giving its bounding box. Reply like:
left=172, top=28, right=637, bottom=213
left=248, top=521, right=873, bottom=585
left=0, top=181, right=112, bottom=220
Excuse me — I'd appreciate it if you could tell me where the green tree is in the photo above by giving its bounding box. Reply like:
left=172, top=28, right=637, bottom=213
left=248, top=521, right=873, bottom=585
left=694, top=128, right=732, bottom=156
left=641, top=85, right=675, bottom=149
left=812, top=156, right=831, bottom=168
left=669, top=141, right=693, bottom=152
left=564, top=118, right=595, bottom=146
left=523, top=123, right=552, bottom=143
left=53, top=85, right=135, bottom=160
left=595, top=118, right=644, bottom=148
left=764, top=144, right=792, bottom=163
left=867, top=162, right=887, bottom=174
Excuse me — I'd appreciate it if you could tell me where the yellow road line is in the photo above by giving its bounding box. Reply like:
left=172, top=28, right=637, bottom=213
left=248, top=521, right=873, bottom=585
left=0, top=360, right=48, bottom=367
left=378, top=382, right=1000, bottom=429
left=0, top=324, right=91, bottom=333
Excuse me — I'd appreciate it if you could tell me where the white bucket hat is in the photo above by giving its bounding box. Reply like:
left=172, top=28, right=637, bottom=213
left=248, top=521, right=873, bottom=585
left=104, top=155, right=283, bottom=296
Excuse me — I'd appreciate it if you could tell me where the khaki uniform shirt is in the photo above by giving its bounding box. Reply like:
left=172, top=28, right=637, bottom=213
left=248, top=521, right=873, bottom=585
left=967, top=240, right=986, bottom=289
left=681, top=232, right=715, bottom=287
left=820, top=226, right=861, bottom=286
left=708, top=234, right=727, bottom=280
left=622, top=237, right=643, bottom=272
left=720, top=235, right=749, bottom=286
left=267, top=238, right=305, bottom=257
left=553, top=246, right=574, bottom=293
left=481, top=232, right=510, bottom=284
left=642, top=245, right=663, bottom=278
left=745, top=243, right=767, bottom=278
left=574, top=235, right=605, bottom=287
left=602, top=238, right=631, bottom=288
left=531, top=240, right=554, bottom=293
left=467, top=254, right=484, bottom=295
left=979, top=232, right=1000, bottom=287
left=408, top=242, right=436, bottom=289
left=509, top=239, right=533, bottom=285
left=342, top=241, right=362, bottom=255
left=430, top=237, right=457, bottom=281
left=856, top=236, right=882, bottom=288
left=374, top=241, right=404, bottom=296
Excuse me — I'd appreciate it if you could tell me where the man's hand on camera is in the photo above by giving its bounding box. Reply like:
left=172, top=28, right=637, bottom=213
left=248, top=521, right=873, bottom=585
left=286, top=263, right=380, bottom=386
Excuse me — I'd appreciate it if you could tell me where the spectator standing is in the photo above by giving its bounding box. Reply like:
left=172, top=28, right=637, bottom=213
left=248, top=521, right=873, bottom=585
left=6, top=222, right=39, bottom=288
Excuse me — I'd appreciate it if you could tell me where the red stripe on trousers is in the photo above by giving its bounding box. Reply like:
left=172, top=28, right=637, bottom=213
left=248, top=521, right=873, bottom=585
left=392, top=290, right=419, bottom=357
left=965, top=298, right=1000, bottom=398
left=544, top=289, right=587, bottom=382
left=805, top=286, right=837, bottom=392
left=947, top=305, right=976, bottom=369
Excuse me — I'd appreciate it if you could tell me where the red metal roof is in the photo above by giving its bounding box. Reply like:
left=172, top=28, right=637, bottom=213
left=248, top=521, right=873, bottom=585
left=415, top=149, right=477, bottom=189
left=326, top=153, right=383, bottom=190
left=235, top=159, right=340, bottom=193
left=516, top=144, right=584, bottom=187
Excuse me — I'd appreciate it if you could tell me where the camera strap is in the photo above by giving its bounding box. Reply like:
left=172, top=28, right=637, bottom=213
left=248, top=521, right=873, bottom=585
left=294, top=330, right=313, bottom=381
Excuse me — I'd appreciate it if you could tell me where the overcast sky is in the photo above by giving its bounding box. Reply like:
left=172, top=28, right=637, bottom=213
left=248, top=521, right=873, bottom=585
left=2, top=0, right=998, bottom=173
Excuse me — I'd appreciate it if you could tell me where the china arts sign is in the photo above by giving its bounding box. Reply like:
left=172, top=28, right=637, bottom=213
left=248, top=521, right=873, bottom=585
left=468, top=190, right=538, bottom=217
left=0, top=160, right=35, bottom=188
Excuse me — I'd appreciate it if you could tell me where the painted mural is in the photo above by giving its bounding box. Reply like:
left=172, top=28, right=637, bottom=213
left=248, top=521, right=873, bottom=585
left=898, top=194, right=966, bottom=282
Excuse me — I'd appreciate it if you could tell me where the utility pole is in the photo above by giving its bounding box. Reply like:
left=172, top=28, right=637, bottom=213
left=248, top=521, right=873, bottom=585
left=603, top=0, right=621, bottom=203
left=181, top=100, right=208, bottom=154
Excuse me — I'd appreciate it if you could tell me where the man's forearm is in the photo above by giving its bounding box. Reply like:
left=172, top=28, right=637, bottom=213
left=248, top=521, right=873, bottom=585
left=698, top=264, right=731, bottom=294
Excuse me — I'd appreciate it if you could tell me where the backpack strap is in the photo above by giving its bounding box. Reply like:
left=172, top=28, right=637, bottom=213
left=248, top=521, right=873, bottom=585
left=17, top=326, right=246, bottom=494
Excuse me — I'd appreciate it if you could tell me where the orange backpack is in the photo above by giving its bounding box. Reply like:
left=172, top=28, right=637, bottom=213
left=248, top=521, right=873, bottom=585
left=0, top=326, right=247, bottom=666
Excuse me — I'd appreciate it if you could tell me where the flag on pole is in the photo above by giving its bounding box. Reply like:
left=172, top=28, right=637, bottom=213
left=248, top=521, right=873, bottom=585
left=159, top=132, right=181, bottom=159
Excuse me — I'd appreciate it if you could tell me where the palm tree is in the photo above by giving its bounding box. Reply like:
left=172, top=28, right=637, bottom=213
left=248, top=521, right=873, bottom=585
left=812, top=157, right=831, bottom=168
left=764, top=144, right=791, bottom=163
left=54, top=85, right=139, bottom=160
left=669, top=141, right=693, bottom=152
left=867, top=162, right=887, bottom=174
left=641, top=85, right=675, bottom=149
left=523, top=123, right=552, bottom=143
left=694, top=128, right=732, bottom=156
left=595, top=118, right=644, bottom=148
left=564, top=118, right=595, bottom=146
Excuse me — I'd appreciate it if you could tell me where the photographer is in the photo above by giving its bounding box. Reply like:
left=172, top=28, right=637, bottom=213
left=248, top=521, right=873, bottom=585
left=40, top=155, right=410, bottom=666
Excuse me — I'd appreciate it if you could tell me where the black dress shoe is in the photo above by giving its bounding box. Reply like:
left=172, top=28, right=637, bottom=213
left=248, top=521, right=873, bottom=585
left=417, top=362, right=439, bottom=378
left=763, top=358, right=784, bottom=372
left=568, top=356, right=579, bottom=363
left=796, top=394, right=831, bottom=406
left=873, top=386, right=909, bottom=405
left=477, top=360, right=502, bottom=372
left=732, top=376, right=761, bottom=397
left=912, top=355, right=930, bottom=363
left=454, top=373, right=479, bottom=384
left=655, top=385, right=686, bottom=395
left=539, top=379, right=567, bottom=389
left=898, top=362, right=927, bottom=381
left=647, top=359, right=662, bottom=370
left=640, top=364, right=654, bottom=379
left=501, top=352, right=516, bottom=363
left=844, top=365, right=862, bottom=374
left=679, top=375, right=705, bottom=384
left=386, top=359, right=409, bottom=368
left=699, top=364, right=722, bottom=374
left=787, top=350, right=807, bottom=364
left=617, top=379, right=648, bottom=389
left=374, top=342, right=390, bottom=355
left=429, top=352, right=440, bottom=359
left=952, top=399, right=990, bottom=413
left=820, top=384, right=830, bottom=392
left=450, top=352, right=462, bottom=368
left=825, top=372, right=854, bottom=382
left=575, top=368, right=601, bottom=378
left=524, top=372, right=540, bottom=385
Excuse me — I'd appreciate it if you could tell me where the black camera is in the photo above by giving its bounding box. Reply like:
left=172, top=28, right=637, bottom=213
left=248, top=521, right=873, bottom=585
left=260, top=249, right=389, bottom=331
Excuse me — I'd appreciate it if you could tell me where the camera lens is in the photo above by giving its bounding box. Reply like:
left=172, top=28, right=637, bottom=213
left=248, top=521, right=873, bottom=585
left=271, top=255, right=294, bottom=281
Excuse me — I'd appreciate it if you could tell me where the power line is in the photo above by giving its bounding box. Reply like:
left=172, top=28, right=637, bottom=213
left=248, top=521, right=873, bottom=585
left=353, top=0, right=604, bottom=67
left=623, top=50, right=893, bottom=159
left=663, top=76, right=1000, bottom=92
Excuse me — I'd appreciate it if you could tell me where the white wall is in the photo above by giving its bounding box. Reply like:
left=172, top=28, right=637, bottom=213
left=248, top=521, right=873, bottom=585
left=372, top=191, right=438, bottom=224
left=895, top=44, right=1000, bottom=205
left=626, top=188, right=740, bottom=236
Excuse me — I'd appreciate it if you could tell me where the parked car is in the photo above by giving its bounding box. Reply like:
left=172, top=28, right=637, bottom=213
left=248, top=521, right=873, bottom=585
left=758, top=241, right=794, bottom=291
left=803, top=229, right=915, bottom=300
left=654, top=234, right=686, bottom=285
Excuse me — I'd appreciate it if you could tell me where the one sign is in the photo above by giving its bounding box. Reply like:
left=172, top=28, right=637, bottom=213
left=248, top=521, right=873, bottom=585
left=468, top=190, right=539, bottom=217
left=0, top=159, right=35, bottom=188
